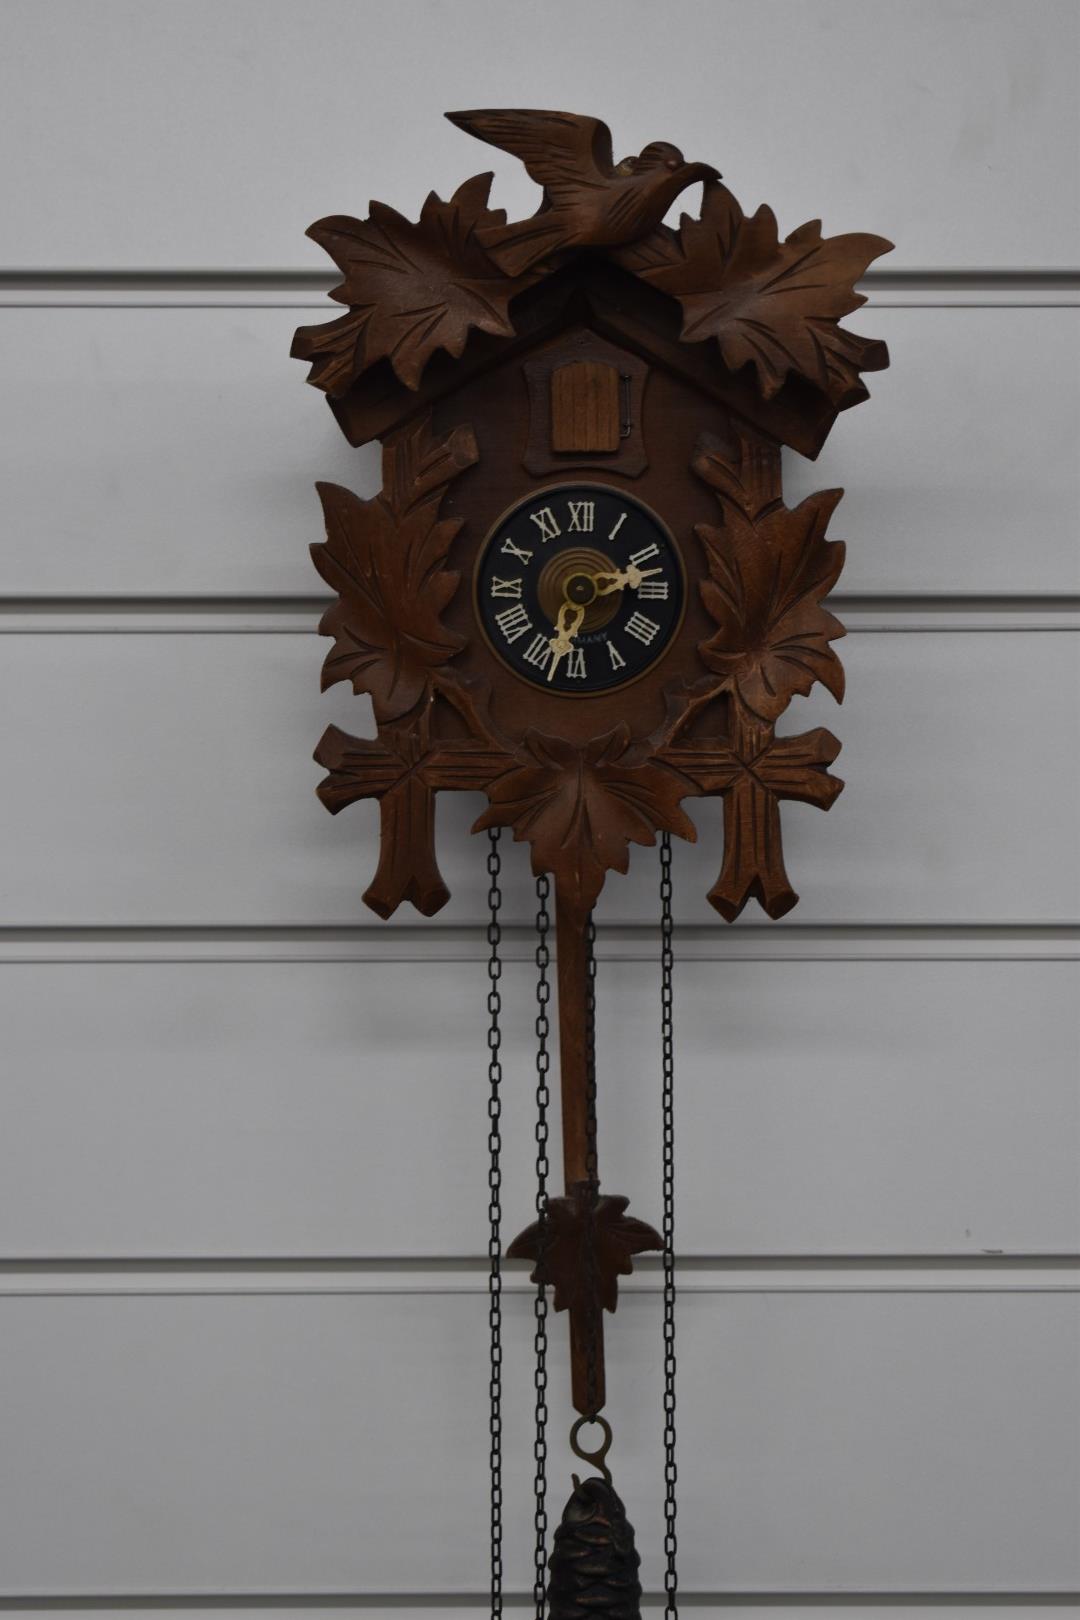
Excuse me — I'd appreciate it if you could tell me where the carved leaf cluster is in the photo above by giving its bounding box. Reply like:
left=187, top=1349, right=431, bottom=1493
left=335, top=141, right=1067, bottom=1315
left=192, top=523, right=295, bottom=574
left=312, top=418, right=478, bottom=721
left=474, top=725, right=696, bottom=910
left=694, top=440, right=846, bottom=722
left=508, top=1188, right=662, bottom=1315
left=617, top=181, right=891, bottom=404
left=292, top=173, right=529, bottom=394
left=295, top=122, right=874, bottom=923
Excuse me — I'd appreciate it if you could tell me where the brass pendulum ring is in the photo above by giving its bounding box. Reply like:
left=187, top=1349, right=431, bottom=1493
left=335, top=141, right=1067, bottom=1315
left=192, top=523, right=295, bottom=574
left=569, top=1412, right=613, bottom=1485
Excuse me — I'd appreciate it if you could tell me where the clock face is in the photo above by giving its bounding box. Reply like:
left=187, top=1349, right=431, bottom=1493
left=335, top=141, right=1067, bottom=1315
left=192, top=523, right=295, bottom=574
left=475, top=484, right=685, bottom=694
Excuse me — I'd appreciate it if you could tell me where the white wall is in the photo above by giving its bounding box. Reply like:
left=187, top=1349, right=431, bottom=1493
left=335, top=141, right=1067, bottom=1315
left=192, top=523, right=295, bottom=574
left=0, top=1, right=1077, bottom=1614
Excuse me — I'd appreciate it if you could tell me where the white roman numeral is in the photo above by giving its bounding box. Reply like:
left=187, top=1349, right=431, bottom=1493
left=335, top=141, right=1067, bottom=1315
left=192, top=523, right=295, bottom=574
left=625, top=612, right=660, bottom=646
left=501, top=537, right=533, bottom=565
left=607, top=640, right=627, bottom=671
left=567, top=500, right=594, bottom=533
left=566, top=647, right=586, bottom=679
left=490, top=576, right=523, bottom=599
left=522, top=633, right=552, bottom=671
left=495, top=603, right=532, bottom=644
left=608, top=512, right=627, bottom=542
left=629, top=542, right=660, bottom=567
left=637, top=579, right=669, bottom=600
left=530, top=506, right=561, bottom=543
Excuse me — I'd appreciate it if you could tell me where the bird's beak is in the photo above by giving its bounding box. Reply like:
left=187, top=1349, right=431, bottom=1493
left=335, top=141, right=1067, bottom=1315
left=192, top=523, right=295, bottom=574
left=687, top=162, right=721, bottom=183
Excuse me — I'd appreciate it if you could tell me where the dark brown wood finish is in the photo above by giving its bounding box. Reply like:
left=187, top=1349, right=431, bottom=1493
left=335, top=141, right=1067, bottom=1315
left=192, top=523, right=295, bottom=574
left=508, top=1177, right=662, bottom=1416
left=550, top=359, right=620, bottom=451
left=293, top=108, right=891, bottom=1426
left=554, top=897, right=591, bottom=1188
left=443, top=109, right=719, bottom=274
left=523, top=331, right=649, bottom=477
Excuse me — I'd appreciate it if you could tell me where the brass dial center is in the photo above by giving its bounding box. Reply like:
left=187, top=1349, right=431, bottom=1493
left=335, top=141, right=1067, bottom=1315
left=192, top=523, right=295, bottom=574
left=536, top=546, right=620, bottom=634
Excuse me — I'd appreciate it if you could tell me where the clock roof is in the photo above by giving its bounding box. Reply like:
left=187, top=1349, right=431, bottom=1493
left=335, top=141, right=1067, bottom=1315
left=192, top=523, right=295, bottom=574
left=292, top=110, right=892, bottom=461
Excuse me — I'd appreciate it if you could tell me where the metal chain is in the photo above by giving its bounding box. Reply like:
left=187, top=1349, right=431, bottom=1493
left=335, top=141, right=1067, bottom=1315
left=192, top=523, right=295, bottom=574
left=532, top=874, right=553, bottom=1619
left=659, top=832, right=678, bottom=1619
left=485, top=829, right=504, bottom=1620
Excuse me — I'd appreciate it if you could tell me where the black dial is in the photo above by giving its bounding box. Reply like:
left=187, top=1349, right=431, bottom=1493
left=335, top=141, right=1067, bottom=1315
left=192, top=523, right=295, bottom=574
left=475, top=484, right=684, bottom=694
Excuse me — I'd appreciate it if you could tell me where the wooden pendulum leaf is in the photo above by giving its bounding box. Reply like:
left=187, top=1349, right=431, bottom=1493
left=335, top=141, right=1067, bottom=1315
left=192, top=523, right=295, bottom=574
left=547, top=1475, right=642, bottom=1620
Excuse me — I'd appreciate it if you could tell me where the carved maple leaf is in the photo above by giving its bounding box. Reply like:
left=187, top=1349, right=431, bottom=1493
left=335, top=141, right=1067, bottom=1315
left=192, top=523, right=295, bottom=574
left=617, top=181, right=891, bottom=404
left=508, top=1187, right=662, bottom=1316
left=311, top=418, right=478, bottom=722
left=696, top=480, right=846, bottom=724
left=474, top=725, right=696, bottom=910
left=292, top=173, right=530, bottom=394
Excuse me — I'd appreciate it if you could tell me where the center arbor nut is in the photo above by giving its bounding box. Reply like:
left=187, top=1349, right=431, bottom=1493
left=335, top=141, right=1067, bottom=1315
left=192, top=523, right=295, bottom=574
left=566, top=573, right=597, bottom=606
left=537, top=546, right=621, bottom=634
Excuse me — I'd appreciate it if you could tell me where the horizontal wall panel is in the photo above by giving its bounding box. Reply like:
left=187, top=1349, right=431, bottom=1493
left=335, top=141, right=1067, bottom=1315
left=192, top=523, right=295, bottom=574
left=0, top=0, right=1075, bottom=272
left=0, top=959, right=1075, bottom=1260
left=0, top=1610, right=1071, bottom=1620
left=0, top=1611, right=1068, bottom=1620
left=1, top=305, right=1078, bottom=599
left=0, top=631, right=1076, bottom=927
left=5, top=923, right=1072, bottom=964
left=9, top=1262, right=1074, bottom=1297
left=0, top=1289, right=1076, bottom=1595
left=0, top=305, right=374, bottom=601
left=784, top=310, right=1080, bottom=594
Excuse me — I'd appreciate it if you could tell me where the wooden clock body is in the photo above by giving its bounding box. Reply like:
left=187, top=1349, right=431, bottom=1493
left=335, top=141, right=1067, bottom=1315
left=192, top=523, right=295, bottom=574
left=293, top=107, right=892, bottom=1418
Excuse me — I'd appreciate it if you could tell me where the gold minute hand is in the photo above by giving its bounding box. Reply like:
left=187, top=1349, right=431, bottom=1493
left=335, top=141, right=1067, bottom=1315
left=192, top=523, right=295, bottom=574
left=547, top=598, right=585, bottom=682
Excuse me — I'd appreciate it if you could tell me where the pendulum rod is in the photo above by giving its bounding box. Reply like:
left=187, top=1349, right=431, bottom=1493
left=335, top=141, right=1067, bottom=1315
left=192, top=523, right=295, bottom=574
left=554, top=896, right=591, bottom=1186
left=554, top=893, right=607, bottom=1416
left=584, top=913, right=599, bottom=1203
left=582, top=913, right=601, bottom=1421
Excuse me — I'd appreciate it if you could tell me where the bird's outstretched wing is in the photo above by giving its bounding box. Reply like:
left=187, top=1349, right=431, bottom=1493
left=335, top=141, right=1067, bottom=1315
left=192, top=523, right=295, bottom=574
left=445, top=109, right=614, bottom=202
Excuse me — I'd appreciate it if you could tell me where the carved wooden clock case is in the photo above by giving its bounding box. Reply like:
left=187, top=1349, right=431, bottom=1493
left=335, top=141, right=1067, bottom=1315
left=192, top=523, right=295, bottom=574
left=292, top=107, right=891, bottom=1617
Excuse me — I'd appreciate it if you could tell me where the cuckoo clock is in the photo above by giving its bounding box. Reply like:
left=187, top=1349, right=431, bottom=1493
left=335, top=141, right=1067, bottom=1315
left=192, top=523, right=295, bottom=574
left=292, top=107, right=891, bottom=1619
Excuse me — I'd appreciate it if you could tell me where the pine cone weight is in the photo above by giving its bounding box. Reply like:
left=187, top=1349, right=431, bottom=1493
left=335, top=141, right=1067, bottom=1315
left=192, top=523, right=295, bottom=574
left=547, top=1475, right=642, bottom=1620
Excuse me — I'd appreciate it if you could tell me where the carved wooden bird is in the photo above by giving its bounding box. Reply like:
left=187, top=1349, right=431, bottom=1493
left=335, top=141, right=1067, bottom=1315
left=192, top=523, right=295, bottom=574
left=445, top=108, right=719, bottom=276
